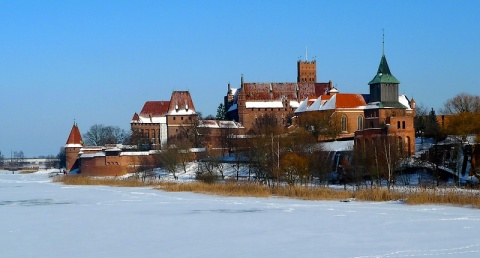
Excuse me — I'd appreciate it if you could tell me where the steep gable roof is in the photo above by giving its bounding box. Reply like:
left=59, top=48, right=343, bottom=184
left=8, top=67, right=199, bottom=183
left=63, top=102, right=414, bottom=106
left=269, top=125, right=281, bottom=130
left=131, top=112, right=140, bottom=122
left=140, top=101, right=170, bottom=117
left=65, top=122, right=83, bottom=147
left=168, top=91, right=196, bottom=115
left=368, top=54, right=400, bottom=85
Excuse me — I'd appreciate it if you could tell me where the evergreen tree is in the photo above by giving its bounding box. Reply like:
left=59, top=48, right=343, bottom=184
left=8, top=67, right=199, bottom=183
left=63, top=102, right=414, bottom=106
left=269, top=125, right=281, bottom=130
left=216, top=103, right=226, bottom=120
left=424, top=108, right=442, bottom=141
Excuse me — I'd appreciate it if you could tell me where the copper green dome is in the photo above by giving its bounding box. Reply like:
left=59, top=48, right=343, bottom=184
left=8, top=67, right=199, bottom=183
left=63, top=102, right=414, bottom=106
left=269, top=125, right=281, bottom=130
left=368, top=54, right=400, bottom=85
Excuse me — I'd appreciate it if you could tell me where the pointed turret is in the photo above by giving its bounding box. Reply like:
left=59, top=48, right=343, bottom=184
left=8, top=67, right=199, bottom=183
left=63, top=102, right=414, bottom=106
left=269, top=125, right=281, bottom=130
left=65, top=122, right=83, bottom=147
left=368, top=54, right=400, bottom=85
left=368, top=53, right=402, bottom=107
left=65, top=122, right=83, bottom=172
left=131, top=112, right=140, bottom=122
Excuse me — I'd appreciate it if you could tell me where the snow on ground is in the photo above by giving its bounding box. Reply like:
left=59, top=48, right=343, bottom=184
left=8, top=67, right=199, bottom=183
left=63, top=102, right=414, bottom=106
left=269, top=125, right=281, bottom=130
left=2, top=170, right=480, bottom=258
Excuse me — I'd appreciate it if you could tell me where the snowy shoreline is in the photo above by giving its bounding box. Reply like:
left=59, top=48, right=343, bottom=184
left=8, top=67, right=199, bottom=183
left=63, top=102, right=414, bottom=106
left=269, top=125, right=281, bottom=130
left=2, top=171, right=480, bottom=257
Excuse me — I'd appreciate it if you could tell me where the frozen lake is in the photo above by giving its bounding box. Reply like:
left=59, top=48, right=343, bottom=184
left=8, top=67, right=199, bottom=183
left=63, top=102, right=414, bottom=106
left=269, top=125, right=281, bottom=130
left=1, top=171, right=480, bottom=257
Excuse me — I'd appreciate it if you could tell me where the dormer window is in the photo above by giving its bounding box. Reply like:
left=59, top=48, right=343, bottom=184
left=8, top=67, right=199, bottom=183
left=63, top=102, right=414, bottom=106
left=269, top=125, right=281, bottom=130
left=175, top=104, right=178, bottom=111
left=186, top=104, right=189, bottom=111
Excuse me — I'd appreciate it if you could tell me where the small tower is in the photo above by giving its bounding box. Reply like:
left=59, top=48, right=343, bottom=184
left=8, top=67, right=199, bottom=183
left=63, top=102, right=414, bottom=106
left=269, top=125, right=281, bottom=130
left=297, top=60, right=317, bottom=83
left=368, top=53, right=401, bottom=106
left=65, top=122, right=83, bottom=172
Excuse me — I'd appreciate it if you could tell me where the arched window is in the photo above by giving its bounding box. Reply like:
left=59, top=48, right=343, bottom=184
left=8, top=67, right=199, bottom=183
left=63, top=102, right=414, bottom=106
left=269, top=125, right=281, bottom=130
left=402, top=121, right=406, bottom=129
left=357, top=116, right=364, bottom=130
left=397, top=121, right=401, bottom=129
left=398, top=137, right=403, bottom=154
left=341, top=115, right=348, bottom=132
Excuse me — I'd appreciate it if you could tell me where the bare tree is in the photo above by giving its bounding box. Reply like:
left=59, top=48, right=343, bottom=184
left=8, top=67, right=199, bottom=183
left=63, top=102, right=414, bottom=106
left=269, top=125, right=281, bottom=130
left=441, top=93, right=480, bottom=180
left=83, top=124, right=129, bottom=146
left=177, top=116, right=209, bottom=149
left=0, top=150, right=4, bottom=168
left=197, top=156, right=220, bottom=183
left=279, top=153, right=309, bottom=186
left=156, top=147, right=180, bottom=180
left=57, top=147, right=66, bottom=169
left=442, top=93, right=480, bottom=115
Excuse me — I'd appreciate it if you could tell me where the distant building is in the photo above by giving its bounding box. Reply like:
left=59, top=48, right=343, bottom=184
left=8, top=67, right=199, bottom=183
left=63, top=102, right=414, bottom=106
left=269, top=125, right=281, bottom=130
left=130, top=91, right=198, bottom=149
left=225, top=59, right=333, bottom=131
left=64, top=91, right=245, bottom=176
left=294, top=52, right=416, bottom=155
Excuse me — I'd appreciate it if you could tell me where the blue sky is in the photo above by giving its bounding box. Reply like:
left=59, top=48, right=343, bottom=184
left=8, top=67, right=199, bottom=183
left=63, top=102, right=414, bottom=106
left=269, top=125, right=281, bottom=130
left=0, top=0, right=479, bottom=157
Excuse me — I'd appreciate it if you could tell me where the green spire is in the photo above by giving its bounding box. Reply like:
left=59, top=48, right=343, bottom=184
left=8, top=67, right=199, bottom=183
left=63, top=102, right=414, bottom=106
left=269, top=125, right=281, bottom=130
left=368, top=54, right=400, bottom=85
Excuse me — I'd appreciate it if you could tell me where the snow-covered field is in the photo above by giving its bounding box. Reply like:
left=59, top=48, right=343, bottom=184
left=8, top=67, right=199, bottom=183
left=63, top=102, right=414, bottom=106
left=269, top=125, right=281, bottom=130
left=2, top=170, right=480, bottom=258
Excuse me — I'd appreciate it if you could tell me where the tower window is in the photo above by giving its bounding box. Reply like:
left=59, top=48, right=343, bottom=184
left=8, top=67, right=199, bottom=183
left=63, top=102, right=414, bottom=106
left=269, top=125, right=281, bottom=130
left=357, top=116, right=363, bottom=130
left=341, top=115, right=348, bottom=132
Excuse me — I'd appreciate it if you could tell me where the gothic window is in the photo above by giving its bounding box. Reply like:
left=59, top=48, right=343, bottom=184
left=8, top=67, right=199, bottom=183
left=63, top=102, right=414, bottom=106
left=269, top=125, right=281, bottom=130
left=357, top=116, right=364, bottom=130
left=341, top=115, right=348, bottom=132
left=402, top=121, right=406, bottom=129
left=397, top=121, right=401, bottom=129
left=398, top=137, right=403, bottom=154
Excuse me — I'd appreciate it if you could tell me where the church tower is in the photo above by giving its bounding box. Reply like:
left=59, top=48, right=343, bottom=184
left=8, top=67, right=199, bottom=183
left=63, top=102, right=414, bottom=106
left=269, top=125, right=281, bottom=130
left=368, top=53, right=402, bottom=107
left=64, top=122, right=83, bottom=172
left=297, top=60, right=316, bottom=83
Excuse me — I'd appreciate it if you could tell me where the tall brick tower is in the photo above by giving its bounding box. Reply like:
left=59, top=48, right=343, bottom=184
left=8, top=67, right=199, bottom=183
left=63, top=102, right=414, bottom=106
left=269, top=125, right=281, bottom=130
left=297, top=59, right=317, bottom=83
left=64, top=122, right=83, bottom=172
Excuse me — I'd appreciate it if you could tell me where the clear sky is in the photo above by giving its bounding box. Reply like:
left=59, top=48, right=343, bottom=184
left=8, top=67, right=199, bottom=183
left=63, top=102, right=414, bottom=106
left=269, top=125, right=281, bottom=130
left=0, top=0, right=479, bottom=157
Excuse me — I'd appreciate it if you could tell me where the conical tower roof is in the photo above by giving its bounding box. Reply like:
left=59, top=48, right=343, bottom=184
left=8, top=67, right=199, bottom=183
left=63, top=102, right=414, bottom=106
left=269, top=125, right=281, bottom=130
left=368, top=54, right=400, bottom=85
left=65, top=122, right=83, bottom=147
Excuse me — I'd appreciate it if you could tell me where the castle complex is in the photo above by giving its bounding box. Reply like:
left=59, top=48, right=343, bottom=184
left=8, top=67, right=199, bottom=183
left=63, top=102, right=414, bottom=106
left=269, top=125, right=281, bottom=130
left=64, top=47, right=416, bottom=175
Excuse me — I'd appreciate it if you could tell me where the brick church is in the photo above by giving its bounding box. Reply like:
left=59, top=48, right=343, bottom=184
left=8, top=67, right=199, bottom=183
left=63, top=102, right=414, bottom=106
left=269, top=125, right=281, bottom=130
left=294, top=52, right=416, bottom=155
left=224, top=49, right=416, bottom=155
left=224, top=59, right=333, bottom=131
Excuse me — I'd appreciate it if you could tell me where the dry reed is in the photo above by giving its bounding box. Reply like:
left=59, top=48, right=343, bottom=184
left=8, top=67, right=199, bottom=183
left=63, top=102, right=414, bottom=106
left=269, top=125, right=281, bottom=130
left=53, top=175, right=480, bottom=208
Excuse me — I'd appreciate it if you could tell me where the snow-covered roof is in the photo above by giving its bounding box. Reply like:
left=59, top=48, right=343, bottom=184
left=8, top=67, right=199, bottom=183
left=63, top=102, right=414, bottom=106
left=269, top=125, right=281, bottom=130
left=245, top=101, right=284, bottom=108
left=120, top=151, right=151, bottom=156
left=319, top=140, right=354, bottom=152
left=294, top=97, right=309, bottom=113
left=227, top=103, right=237, bottom=112
left=398, top=95, right=412, bottom=110
left=80, top=152, right=106, bottom=158
left=167, top=109, right=196, bottom=115
left=135, top=115, right=167, bottom=124
left=306, top=96, right=323, bottom=111
left=290, top=101, right=300, bottom=108
left=65, top=144, right=83, bottom=148
left=80, top=146, right=105, bottom=151
left=198, top=120, right=244, bottom=129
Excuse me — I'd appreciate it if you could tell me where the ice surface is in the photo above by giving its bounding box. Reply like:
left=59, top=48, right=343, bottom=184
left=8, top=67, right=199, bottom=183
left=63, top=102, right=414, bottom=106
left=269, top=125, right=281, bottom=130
left=1, top=171, right=480, bottom=258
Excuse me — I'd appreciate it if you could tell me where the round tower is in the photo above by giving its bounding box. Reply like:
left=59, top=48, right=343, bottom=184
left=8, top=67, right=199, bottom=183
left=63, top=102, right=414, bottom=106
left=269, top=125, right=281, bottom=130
left=64, top=122, right=83, bottom=172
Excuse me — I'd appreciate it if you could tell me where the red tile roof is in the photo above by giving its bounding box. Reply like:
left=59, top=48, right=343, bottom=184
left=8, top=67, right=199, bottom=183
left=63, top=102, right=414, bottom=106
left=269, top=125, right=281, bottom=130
left=140, top=101, right=170, bottom=117
left=66, top=123, right=83, bottom=145
left=168, top=91, right=196, bottom=112
left=334, top=94, right=367, bottom=108
left=242, top=82, right=331, bottom=101
left=132, top=112, right=140, bottom=121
